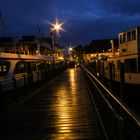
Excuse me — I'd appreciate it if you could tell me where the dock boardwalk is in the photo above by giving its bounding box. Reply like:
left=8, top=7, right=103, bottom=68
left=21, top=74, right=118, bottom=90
left=0, top=68, right=105, bottom=140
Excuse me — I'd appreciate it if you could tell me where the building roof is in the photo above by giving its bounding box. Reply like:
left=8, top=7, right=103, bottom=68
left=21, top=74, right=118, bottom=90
left=22, top=36, right=36, bottom=42
left=0, top=37, right=14, bottom=43
left=84, top=39, right=118, bottom=54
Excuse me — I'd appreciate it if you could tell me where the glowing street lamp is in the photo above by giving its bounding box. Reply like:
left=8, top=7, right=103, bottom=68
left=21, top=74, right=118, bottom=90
left=69, top=47, right=73, bottom=52
left=51, top=19, right=64, bottom=34
left=50, top=19, right=64, bottom=69
left=68, top=46, right=74, bottom=61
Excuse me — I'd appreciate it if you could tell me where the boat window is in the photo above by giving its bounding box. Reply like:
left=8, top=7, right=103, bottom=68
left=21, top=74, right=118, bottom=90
left=37, top=63, right=46, bottom=71
left=3, top=66, right=7, bottom=72
left=14, top=61, right=26, bottom=74
left=31, top=63, right=37, bottom=71
left=120, top=34, right=123, bottom=44
left=132, top=30, right=136, bottom=40
left=125, top=58, right=136, bottom=73
left=117, top=60, right=121, bottom=70
left=0, top=61, right=11, bottom=76
left=127, top=32, right=131, bottom=41
left=122, top=33, right=126, bottom=43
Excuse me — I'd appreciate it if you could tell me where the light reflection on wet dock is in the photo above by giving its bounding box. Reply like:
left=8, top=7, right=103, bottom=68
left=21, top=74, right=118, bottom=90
left=0, top=68, right=105, bottom=140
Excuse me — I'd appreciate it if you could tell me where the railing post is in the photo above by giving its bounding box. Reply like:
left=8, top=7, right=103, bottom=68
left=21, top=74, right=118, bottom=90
left=109, top=62, right=113, bottom=90
left=27, top=73, right=33, bottom=86
left=23, top=75, right=27, bottom=87
left=13, top=77, right=17, bottom=89
left=120, top=62, right=125, bottom=100
left=0, top=82, right=2, bottom=93
left=37, top=71, right=39, bottom=81
left=0, top=82, right=4, bottom=111
left=117, top=118, right=126, bottom=140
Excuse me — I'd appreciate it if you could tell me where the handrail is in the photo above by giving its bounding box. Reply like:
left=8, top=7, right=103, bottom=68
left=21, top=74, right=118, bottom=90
left=81, top=64, right=140, bottom=140
left=81, top=64, right=140, bottom=126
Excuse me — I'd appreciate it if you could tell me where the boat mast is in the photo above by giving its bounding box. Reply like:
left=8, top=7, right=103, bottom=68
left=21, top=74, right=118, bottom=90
left=36, top=22, right=41, bottom=38
left=0, top=12, right=5, bottom=36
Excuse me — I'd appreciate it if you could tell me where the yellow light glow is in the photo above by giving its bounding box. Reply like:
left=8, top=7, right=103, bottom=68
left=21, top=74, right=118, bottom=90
left=69, top=47, right=73, bottom=51
left=51, top=19, right=64, bottom=34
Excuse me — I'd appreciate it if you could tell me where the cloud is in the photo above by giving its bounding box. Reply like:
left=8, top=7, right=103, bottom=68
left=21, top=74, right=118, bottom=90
left=96, top=0, right=140, bottom=16
left=0, top=0, right=140, bottom=45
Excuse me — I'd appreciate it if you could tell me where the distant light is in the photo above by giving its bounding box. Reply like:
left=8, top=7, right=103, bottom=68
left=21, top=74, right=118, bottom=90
left=69, top=47, right=73, bottom=51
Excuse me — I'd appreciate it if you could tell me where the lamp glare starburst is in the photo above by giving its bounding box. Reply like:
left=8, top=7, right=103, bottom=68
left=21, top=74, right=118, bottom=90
left=51, top=19, right=64, bottom=34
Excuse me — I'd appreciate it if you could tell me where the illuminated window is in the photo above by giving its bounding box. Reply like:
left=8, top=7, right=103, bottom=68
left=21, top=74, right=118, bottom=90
left=3, top=66, right=6, bottom=72
left=14, top=61, right=26, bottom=74
left=0, top=61, right=10, bottom=76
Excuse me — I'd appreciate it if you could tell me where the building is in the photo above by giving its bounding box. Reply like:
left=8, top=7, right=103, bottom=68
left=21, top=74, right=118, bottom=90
left=83, top=39, right=118, bottom=62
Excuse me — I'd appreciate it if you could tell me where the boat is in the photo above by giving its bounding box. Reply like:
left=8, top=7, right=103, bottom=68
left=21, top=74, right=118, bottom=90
left=101, top=27, right=140, bottom=83
left=97, top=26, right=140, bottom=101
left=0, top=36, right=65, bottom=92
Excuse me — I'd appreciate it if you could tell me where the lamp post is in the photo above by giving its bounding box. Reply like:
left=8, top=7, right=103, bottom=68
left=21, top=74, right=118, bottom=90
left=68, top=47, right=73, bottom=61
left=50, top=19, right=64, bottom=69
left=50, top=28, right=55, bottom=69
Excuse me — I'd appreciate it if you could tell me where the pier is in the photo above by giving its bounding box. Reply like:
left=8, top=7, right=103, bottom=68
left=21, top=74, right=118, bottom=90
left=0, top=67, right=104, bottom=140
left=0, top=66, right=140, bottom=140
left=1, top=2, right=140, bottom=139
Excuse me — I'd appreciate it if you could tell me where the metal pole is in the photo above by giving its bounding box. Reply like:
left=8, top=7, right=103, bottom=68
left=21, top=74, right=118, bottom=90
left=0, top=12, right=5, bottom=36
left=50, top=30, right=55, bottom=69
left=109, top=62, right=113, bottom=91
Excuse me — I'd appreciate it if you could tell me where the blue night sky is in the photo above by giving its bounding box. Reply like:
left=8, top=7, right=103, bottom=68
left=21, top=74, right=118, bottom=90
left=0, top=0, right=140, bottom=46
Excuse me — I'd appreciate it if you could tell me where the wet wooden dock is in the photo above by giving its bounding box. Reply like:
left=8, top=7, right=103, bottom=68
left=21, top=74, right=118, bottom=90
left=0, top=68, right=105, bottom=140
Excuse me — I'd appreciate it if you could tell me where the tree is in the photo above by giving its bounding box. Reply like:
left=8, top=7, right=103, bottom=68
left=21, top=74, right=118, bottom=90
left=73, top=45, right=84, bottom=63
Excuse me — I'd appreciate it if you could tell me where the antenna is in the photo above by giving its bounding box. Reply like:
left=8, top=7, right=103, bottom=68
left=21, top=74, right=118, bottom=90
left=0, top=12, right=5, bottom=36
left=36, top=22, right=41, bottom=37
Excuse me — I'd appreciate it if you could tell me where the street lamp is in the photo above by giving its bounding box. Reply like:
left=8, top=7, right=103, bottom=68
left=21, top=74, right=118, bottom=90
left=51, top=19, right=64, bottom=34
left=50, top=19, right=64, bottom=69
left=69, top=47, right=73, bottom=52
left=68, top=47, right=72, bottom=61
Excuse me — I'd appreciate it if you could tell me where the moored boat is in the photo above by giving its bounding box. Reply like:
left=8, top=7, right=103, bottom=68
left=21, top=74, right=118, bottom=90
left=0, top=36, right=65, bottom=92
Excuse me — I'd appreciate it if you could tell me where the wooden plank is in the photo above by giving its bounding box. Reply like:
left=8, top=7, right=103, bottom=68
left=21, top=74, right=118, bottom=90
left=0, top=68, right=104, bottom=140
